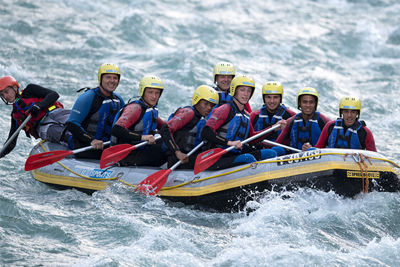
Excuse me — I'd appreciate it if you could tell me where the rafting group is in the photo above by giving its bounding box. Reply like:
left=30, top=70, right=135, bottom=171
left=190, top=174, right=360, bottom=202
left=0, top=62, right=377, bottom=176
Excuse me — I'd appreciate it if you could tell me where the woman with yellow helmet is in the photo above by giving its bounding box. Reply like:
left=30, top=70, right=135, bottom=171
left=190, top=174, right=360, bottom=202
left=160, top=85, right=219, bottom=169
left=313, top=96, right=376, bottom=151
left=275, top=87, right=332, bottom=151
left=110, top=75, right=167, bottom=166
left=202, top=75, right=286, bottom=169
left=66, top=63, right=125, bottom=159
left=250, top=81, right=296, bottom=142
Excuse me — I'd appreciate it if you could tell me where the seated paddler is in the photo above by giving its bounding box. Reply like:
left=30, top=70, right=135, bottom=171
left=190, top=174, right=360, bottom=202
left=201, top=75, right=286, bottom=170
left=308, top=96, right=376, bottom=151
left=110, top=75, right=167, bottom=167
left=66, top=63, right=125, bottom=159
left=160, top=85, right=218, bottom=169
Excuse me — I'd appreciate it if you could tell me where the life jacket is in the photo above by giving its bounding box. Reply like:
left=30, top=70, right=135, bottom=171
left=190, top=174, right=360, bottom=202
left=12, top=93, right=63, bottom=138
left=85, top=88, right=123, bottom=141
left=217, top=102, right=250, bottom=153
left=169, top=106, right=204, bottom=153
left=112, top=99, right=158, bottom=145
left=290, top=112, right=322, bottom=150
left=252, top=104, right=288, bottom=141
left=328, top=118, right=365, bottom=149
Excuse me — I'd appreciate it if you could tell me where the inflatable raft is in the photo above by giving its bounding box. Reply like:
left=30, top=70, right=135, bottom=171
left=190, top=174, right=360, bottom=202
left=27, top=141, right=400, bottom=212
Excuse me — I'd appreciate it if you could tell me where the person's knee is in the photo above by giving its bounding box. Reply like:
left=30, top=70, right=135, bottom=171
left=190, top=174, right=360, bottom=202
left=260, top=149, right=277, bottom=160
left=272, top=146, right=286, bottom=156
left=233, top=153, right=257, bottom=164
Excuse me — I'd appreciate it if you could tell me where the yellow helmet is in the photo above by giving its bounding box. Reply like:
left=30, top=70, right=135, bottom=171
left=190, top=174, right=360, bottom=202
left=192, top=85, right=219, bottom=106
left=297, top=87, right=319, bottom=110
left=262, top=81, right=283, bottom=103
left=339, top=96, right=361, bottom=117
left=98, top=63, right=120, bottom=85
left=213, top=62, right=235, bottom=82
left=230, top=75, right=255, bottom=99
left=138, top=75, right=164, bottom=97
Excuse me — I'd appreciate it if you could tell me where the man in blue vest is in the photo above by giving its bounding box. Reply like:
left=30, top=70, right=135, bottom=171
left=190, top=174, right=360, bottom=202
left=275, top=87, right=331, bottom=151
left=250, top=81, right=296, bottom=142
left=66, top=63, right=125, bottom=159
left=312, top=96, right=376, bottom=151
left=110, top=75, right=167, bottom=166
left=202, top=75, right=285, bottom=170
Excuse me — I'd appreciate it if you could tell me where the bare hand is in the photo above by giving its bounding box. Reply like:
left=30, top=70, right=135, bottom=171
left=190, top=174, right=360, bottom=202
left=227, top=140, right=242, bottom=150
left=275, top=120, right=287, bottom=130
left=175, top=151, right=189, bottom=164
left=91, top=139, right=104, bottom=150
left=142, top=135, right=156, bottom=144
left=302, top=142, right=312, bottom=151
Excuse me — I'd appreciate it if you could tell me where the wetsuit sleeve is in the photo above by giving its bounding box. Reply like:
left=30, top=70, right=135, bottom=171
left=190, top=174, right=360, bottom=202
left=363, top=126, right=377, bottom=152
left=250, top=109, right=260, bottom=127
left=160, top=108, right=195, bottom=152
left=66, top=91, right=96, bottom=145
left=0, top=117, right=18, bottom=157
left=315, top=121, right=335, bottom=148
left=275, top=116, right=295, bottom=146
left=319, top=113, right=332, bottom=129
left=202, top=104, right=230, bottom=146
left=22, top=84, right=59, bottom=110
left=156, top=117, right=167, bottom=130
left=111, top=103, right=143, bottom=143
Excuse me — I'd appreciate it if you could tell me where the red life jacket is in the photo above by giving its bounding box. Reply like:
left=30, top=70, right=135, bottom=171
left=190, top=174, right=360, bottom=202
left=12, top=94, right=63, bottom=138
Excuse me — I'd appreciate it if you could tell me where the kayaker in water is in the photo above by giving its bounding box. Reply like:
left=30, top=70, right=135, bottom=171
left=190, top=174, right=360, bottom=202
left=110, top=75, right=167, bottom=167
left=308, top=96, right=376, bottom=151
left=212, top=62, right=252, bottom=113
left=275, top=87, right=332, bottom=152
left=201, top=75, right=286, bottom=170
left=0, top=75, right=70, bottom=158
left=160, top=85, right=219, bottom=169
left=66, top=63, right=125, bottom=159
left=250, top=81, right=296, bottom=142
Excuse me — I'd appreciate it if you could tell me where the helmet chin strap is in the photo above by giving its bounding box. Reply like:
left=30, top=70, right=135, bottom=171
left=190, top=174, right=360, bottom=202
left=233, top=96, right=248, bottom=107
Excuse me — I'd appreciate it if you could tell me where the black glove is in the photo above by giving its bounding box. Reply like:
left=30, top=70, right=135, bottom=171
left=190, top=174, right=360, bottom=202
left=27, top=104, right=41, bottom=117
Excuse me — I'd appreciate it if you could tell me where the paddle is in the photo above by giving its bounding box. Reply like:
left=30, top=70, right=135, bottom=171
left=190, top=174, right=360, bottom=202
left=0, top=114, right=32, bottom=157
left=262, top=139, right=301, bottom=153
left=99, top=134, right=161, bottom=169
left=136, top=141, right=205, bottom=196
left=24, top=141, right=111, bottom=171
left=194, top=124, right=281, bottom=174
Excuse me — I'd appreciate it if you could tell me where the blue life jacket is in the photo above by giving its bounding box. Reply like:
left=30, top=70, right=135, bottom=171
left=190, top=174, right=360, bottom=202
left=328, top=118, right=364, bottom=149
left=290, top=112, right=322, bottom=150
left=217, top=102, right=250, bottom=153
left=252, top=104, right=288, bottom=141
left=112, top=99, right=158, bottom=145
left=217, top=90, right=232, bottom=106
left=168, top=106, right=205, bottom=153
left=83, top=88, right=123, bottom=141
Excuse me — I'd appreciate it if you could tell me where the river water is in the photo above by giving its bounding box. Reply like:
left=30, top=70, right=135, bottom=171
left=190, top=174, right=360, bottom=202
left=1, top=0, right=400, bottom=266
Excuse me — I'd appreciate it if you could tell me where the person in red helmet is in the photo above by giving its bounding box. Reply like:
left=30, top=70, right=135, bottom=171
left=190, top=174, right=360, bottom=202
left=0, top=75, right=69, bottom=158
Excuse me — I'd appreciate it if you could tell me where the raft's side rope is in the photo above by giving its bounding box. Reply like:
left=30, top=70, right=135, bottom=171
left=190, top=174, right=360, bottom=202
left=344, top=153, right=372, bottom=193
left=38, top=141, right=119, bottom=181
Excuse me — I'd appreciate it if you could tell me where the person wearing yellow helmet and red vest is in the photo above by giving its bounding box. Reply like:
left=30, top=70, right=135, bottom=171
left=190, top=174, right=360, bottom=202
left=202, top=75, right=286, bottom=170
left=0, top=75, right=66, bottom=158
left=160, top=85, right=219, bottom=169
left=212, top=62, right=252, bottom=113
left=312, top=96, right=376, bottom=151
left=250, top=81, right=296, bottom=142
left=275, top=87, right=332, bottom=152
left=110, top=75, right=167, bottom=166
left=66, top=63, right=125, bottom=159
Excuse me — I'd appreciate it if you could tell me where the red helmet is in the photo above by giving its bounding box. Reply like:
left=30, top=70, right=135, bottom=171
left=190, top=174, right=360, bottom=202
left=0, top=76, right=20, bottom=91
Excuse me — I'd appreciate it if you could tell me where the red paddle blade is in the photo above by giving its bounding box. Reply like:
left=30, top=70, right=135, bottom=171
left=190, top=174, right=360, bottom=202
left=24, top=150, right=73, bottom=171
left=194, top=148, right=226, bottom=174
left=100, top=144, right=135, bottom=169
left=135, top=169, right=172, bottom=196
